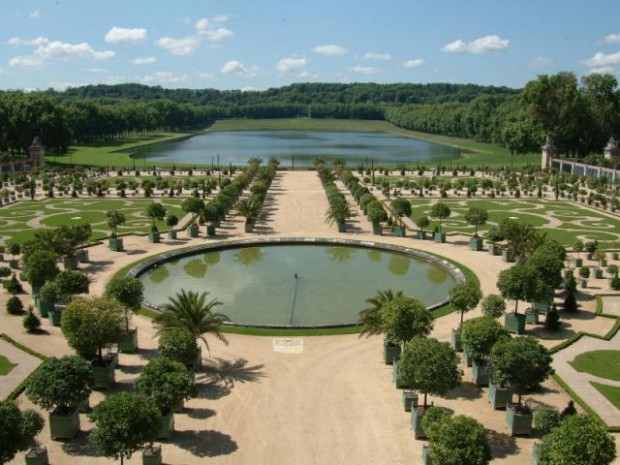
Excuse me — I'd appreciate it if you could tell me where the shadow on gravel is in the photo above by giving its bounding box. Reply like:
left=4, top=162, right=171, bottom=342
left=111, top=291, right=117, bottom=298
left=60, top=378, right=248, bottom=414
left=174, top=429, right=238, bottom=457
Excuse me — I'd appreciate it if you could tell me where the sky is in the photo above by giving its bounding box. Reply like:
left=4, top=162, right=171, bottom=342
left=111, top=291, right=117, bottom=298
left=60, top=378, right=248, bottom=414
left=1, top=0, right=620, bottom=92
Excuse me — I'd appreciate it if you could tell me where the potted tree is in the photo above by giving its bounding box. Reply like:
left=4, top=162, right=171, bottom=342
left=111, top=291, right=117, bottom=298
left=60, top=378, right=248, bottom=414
left=89, top=392, right=162, bottom=465
left=105, top=276, right=144, bottom=353
left=464, top=207, right=488, bottom=251
left=584, top=240, right=598, bottom=260
left=497, top=265, right=540, bottom=334
left=486, top=226, right=503, bottom=255
left=7, top=242, right=21, bottom=268
left=22, top=249, right=60, bottom=316
left=579, top=265, right=590, bottom=288
left=325, top=197, right=354, bottom=233
left=0, top=399, right=44, bottom=465
left=573, top=239, right=584, bottom=267
left=461, top=316, right=510, bottom=387
left=391, top=198, right=412, bottom=237
left=145, top=202, right=166, bottom=243
left=158, top=327, right=201, bottom=373
left=61, top=297, right=125, bottom=389
left=106, top=210, right=126, bottom=252
left=490, top=336, right=553, bottom=436
left=399, top=337, right=462, bottom=439
left=415, top=216, right=430, bottom=240
left=235, top=196, right=260, bottom=233
left=182, top=197, right=204, bottom=237
left=26, top=356, right=93, bottom=440
left=358, top=289, right=405, bottom=364
left=135, top=358, right=196, bottom=439
left=39, top=281, right=58, bottom=321
left=166, top=215, right=179, bottom=239
left=480, top=294, right=506, bottom=319
left=429, top=202, right=451, bottom=243
left=367, top=201, right=385, bottom=235
left=449, top=280, right=482, bottom=352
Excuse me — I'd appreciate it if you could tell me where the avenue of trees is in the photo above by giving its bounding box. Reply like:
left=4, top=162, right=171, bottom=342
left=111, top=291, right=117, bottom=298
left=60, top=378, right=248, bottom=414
left=1, top=72, right=619, bottom=160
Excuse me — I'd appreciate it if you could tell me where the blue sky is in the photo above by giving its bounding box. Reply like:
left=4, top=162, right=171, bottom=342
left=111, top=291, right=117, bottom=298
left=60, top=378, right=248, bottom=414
left=2, top=0, right=620, bottom=91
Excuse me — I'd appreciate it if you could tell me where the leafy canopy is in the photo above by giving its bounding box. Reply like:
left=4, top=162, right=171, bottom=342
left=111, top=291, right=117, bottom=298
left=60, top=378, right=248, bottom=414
left=0, top=400, right=44, bottom=465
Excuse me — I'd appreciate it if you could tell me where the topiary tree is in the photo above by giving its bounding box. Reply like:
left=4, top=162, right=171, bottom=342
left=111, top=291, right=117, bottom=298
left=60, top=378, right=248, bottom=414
left=398, top=336, right=463, bottom=408
left=158, top=327, right=199, bottom=367
left=89, top=392, right=161, bottom=465
left=392, top=198, right=412, bottom=218
left=464, top=207, right=489, bottom=238
left=449, top=280, right=483, bottom=327
left=426, top=415, right=492, bottom=465
left=135, top=357, right=196, bottom=414
left=481, top=294, right=506, bottom=319
left=61, top=297, right=125, bottom=363
left=573, top=239, right=584, bottom=259
left=415, top=216, right=430, bottom=232
left=3, top=274, right=23, bottom=295
left=54, top=270, right=89, bottom=302
left=545, top=304, right=562, bottom=329
left=22, top=249, right=59, bottom=292
left=533, top=407, right=562, bottom=436
left=166, top=215, right=179, bottom=231
left=490, top=336, right=554, bottom=407
left=461, top=317, right=510, bottom=362
left=6, top=295, right=24, bottom=315
left=358, top=289, right=404, bottom=338
left=23, top=307, right=41, bottom=333
left=528, top=243, right=565, bottom=291
left=380, top=295, right=434, bottom=346
left=539, top=414, right=616, bottom=465
left=0, top=399, right=44, bottom=465
left=497, top=265, right=540, bottom=314
left=105, top=276, right=144, bottom=332
left=429, top=202, right=451, bottom=232
left=106, top=210, right=126, bottom=238
left=145, top=202, right=166, bottom=232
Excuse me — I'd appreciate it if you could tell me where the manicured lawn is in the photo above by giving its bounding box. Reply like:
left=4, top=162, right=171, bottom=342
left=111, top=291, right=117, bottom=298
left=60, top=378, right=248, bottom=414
left=0, top=355, right=17, bottom=375
left=399, top=198, right=620, bottom=245
left=570, top=350, right=620, bottom=381
left=0, top=198, right=186, bottom=243
left=591, top=382, right=620, bottom=409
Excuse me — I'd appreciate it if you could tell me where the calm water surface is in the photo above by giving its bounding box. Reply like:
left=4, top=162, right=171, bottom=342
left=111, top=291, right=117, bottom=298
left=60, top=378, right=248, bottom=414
left=139, top=245, right=455, bottom=327
left=136, top=130, right=461, bottom=167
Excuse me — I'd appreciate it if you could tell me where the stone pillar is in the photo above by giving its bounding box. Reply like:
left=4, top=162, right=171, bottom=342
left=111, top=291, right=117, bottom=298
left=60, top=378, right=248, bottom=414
left=604, top=137, right=618, bottom=160
left=541, top=136, right=556, bottom=169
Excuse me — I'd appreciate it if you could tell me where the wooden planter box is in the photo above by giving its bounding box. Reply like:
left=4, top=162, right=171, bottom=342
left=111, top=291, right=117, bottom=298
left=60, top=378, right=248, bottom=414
left=383, top=341, right=401, bottom=365
left=533, top=299, right=552, bottom=315
left=25, top=447, right=49, bottom=465
left=573, top=257, right=583, bottom=267
left=143, top=445, right=162, bottom=465
left=63, top=256, right=78, bottom=270
left=471, top=359, right=491, bottom=387
left=49, top=309, right=63, bottom=327
left=49, top=407, right=80, bottom=440
left=148, top=231, right=161, bottom=243
left=92, top=359, right=116, bottom=390
left=336, top=221, right=347, bottom=233
left=410, top=406, right=429, bottom=439
left=504, top=313, right=526, bottom=334
left=469, top=237, right=483, bottom=251
left=612, top=252, right=619, bottom=260
left=531, top=442, right=541, bottom=464
left=372, top=222, right=383, bottom=235
left=109, top=237, right=124, bottom=252
left=392, top=225, right=406, bottom=237
left=505, top=404, right=533, bottom=436
left=434, top=231, right=446, bottom=243
left=593, top=268, right=603, bottom=279
left=488, top=244, right=501, bottom=256
left=488, top=381, right=513, bottom=410
left=167, top=229, right=177, bottom=239
left=36, top=299, right=53, bottom=319
left=76, top=394, right=90, bottom=413
left=158, top=411, right=175, bottom=439
left=244, top=222, right=254, bottom=233
left=422, top=445, right=433, bottom=465
left=416, top=231, right=426, bottom=240
left=451, top=328, right=462, bottom=352
left=462, top=347, right=473, bottom=367
left=118, top=328, right=138, bottom=353
left=76, top=249, right=89, bottom=263
left=186, top=223, right=199, bottom=237
left=9, top=259, right=19, bottom=269
left=402, top=390, right=418, bottom=412
left=392, top=361, right=409, bottom=389
left=502, top=249, right=515, bottom=262
left=525, top=309, right=539, bottom=325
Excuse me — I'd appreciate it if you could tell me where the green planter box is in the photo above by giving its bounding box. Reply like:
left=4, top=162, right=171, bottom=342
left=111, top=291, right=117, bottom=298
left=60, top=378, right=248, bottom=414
left=416, top=231, right=426, bottom=240
left=104, top=352, right=119, bottom=369
left=612, top=252, right=619, bottom=260
left=504, top=313, right=526, bottom=334
left=25, top=447, right=49, bottom=465
left=75, top=394, right=90, bottom=413
left=488, top=381, right=513, bottom=410
left=532, top=442, right=541, bottom=464
left=158, top=412, right=175, bottom=439
left=207, top=224, right=216, bottom=236
left=593, top=267, right=603, bottom=279
left=383, top=342, right=401, bottom=365
left=393, top=225, right=406, bottom=237
left=469, top=237, right=483, bottom=251
left=244, top=222, right=254, bottom=233
left=502, top=249, right=515, bottom=262
left=471, top=359, right=491, bottom=387
left=118, top=329, right=138, bottom=353
left=92, top=360, right=115, bottom=390
left=36, top=299, right=53, bottom=319
left=451, top=328, right=462, bottom=351
left=9, top=259, right=19, bottom=269
left=49, top=309, right=62, bottom=327
left=462, top=347, right=473, bottom=367
left=76, top=249, right=89, bottom=263
left=402, top=390, right=418, bottom=412
left=525, top=309, right=539, bottom=325
left=192, top=345, right=202, bottom=371
left=533, top=300, right=552, bottom=315
left=148, top=231, right=161, bottom=243
left=187, top=223, right=199, bottom=237
left=63, top=256, right=78, bottom=271
left=392, top=361, right=409, bottom=389
left=581, top=279, right=588, bottom=288
left=143, top=446, right=162, bottom=465
left=505, top=404, right=533, bottom=436
left=434, top=231, right=446, bottom=243
left=109, top=237, right=124, bottom=252
left=573, top=257, right=583, bottom=267
left=167, top=229, right=177, bottom=240
left=372, top=223, right=383, bottom=235
left=488, top=244, right=500, bottom=255
left=410, top=406, right=429, bottom=439
left=337, top=221, right=347, bottom=233
left=422, top=445, right=433, bottom=465
left=49, top=408, right=80, bottom=440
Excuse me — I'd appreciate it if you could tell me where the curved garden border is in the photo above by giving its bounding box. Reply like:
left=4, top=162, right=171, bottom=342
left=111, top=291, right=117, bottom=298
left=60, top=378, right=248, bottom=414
left=127, top=237, right=467, bottom=329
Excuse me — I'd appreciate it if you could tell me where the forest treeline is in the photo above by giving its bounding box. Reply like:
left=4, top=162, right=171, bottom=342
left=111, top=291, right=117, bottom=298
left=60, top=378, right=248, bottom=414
left=0, top=73, right=619, bottom=160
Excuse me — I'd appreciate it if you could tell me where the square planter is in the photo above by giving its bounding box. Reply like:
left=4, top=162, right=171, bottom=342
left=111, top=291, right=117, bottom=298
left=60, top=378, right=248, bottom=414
left=148, top=231, right=161, bottom=243
left=393, top=225, right=406, bottom=237
left=36, top=300, right=53, bottom=319
left=92, top=359, right=116, bottom=390
left=462, top=347, right=473, bottom=367
left=502, top=249, right=515, bottom=263
left=471, top=359, right=491, bottom=386
left=186, top=223, right=199, bottom=238
left=9, top=259, right=19, bottom=269
left=372, top=223, right=383, bottom=235
left=434, top=231, right=446, bottom=243
left=593, top=267, right=603, bottom=279
left=206, top=224, right=216, bottom=236
left=573, top=257, right=583, bottom=267
left=402, top=390, right=419, bottom=412
left=244, top=222, right=255, bottom=233
left=49, top=309, right=62, bottom=327
left=143, top=445, right=162, bottom=465
left=337, top=221, right=347, bottom=233
left=525, top=309, right=539, bottom=324
left=383, top=341, right=401, bottom=365
left=76, top=249, right=89, bottom=263
left=76, top=394, right=90, bottom=413
left=158, top=411, right=175, bottom=440
left=109, top=237, right=124, bottom=252
left=451, top=328, right=462, bottom=352
left=63, top=256, right=78, bottom=271
left=469, top=237, right=483, bottom=251
left=533, top=300, right=552, bottom=315
left=49, top=407, right=80, bottom=440
left=532, top=442, right=541, bottom=464
left=392, top=360, right=409, bottom=389
left=488, top=244, right=501, bottom=256
left=488, top=381, right=513, bottom=410
left=581, top=279, right=588, bottom=288
left=612, top=252, right=619, bottom=260
left=505, top=404, right=533, bottom=436
left=118, top=328, right=138, bottom=353
left=416, top=230, right=426, bottom=240
left=25, top=447, right=49, bottom=465
left=167, top=229, right=177, bottom=240
left=504, top=313, right=526, bottom=334
left=422, top=445, right=433, bottom=465
left=410, top=406, right=429, bottom=439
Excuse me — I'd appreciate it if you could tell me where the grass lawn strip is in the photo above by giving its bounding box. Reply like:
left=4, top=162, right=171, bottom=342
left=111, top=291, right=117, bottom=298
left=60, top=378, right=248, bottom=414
left=591, top=382, right=620, bottom=410
left=570, top=350, right=620, bottom=381
left=0, top=354, right=17, bottom=375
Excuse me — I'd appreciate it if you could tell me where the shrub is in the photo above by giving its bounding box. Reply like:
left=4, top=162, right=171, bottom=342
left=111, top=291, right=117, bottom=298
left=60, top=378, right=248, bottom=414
left=6, top=296, right=24, bottom=315
left=481, top=294, right=506, bottom=319
left=3, top=274, right=23, bottom=294
left=564, top=292, right=578, bottom=313
left=611, top=273, right=620, bottom=291
left=0, top=267, right=11, bottom=278
left=534, top=407, right=562, bottom=435
left=578, top=266, right=590, bottom=279
left=545, top=305, right=562, bottom=329
left=23, top=309, right=41, bottom=333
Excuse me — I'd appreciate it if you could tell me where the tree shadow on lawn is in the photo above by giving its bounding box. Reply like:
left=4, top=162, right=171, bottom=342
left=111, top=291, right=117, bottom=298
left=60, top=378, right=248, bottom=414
left=174, top=429, right=238, bottom=457
left=61, top=431, right=99, bottom=457
left=486, top=429, right=518, bottom=459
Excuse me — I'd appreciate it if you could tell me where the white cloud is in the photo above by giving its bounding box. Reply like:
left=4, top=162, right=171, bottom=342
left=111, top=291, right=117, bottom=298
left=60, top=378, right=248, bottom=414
left=403, top=58, right=424, bottom=68
left=157, top=36, right=200, bottom=56
left=36, top=41, right=114, bottom=60
left=7, top=36, right=49, bottom=46
left=313, top=44, right=346, bottom=56
left=364, top=52, right=391, bottom=61
left=200, top=27, right=233, bottom=41
left=213, top=14, right=229, bottom=23
left=527, top=56, right=553, bottom=68
left=132, top=56, right=156, bottom=65
left=194, top=18, right=210, bottom=31
left=83, top=67, right=107, bottom=74
left=277, top=57, right=308, bottom=72
left=196, top=71, right=215, bottom=81
left=9, top=55, right=44, bottom=68
left=29, top=10, right=40, bottom=18
left=581, top=51, right=620, bottom=68
left=104, top=27, right=147, bottom=44
left=351, top=65, right=379, bottom=74
left=241, top=87, right=258, bottom=92
left=603, top=34, right=620, bottom=44
left=221, top=60, right=257, bottom=77
left=587, top=66, right=616, bottom=75
left=441, top=35, right=509, bottom=54
left=140, top=71, right=187, bottom=84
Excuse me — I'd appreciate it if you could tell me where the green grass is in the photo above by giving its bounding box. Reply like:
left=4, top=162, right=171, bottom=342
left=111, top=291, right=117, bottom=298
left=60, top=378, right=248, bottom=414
left=570, top=350, right=620, bottom=381
left=591, top=382, right=620, bottom=410
left=0, top=355, right=17, bottom=375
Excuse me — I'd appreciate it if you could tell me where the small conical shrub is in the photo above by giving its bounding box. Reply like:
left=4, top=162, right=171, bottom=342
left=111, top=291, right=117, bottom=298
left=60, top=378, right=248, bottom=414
left=545, top=305, right=561, bottom=330
left=563, top=292, right=578, bottom=313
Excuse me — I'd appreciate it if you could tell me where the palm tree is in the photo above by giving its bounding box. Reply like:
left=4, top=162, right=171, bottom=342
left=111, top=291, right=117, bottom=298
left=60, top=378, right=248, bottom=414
left=154, top=289, right=229, bottom=353
left=325, top=198, right=354, bottom=226
left=359, top=289, right=404, bottom=337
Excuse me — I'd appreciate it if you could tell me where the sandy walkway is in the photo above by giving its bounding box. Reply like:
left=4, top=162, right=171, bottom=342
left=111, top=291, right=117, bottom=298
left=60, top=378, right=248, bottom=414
left=2, top=170, right=619, bottom=465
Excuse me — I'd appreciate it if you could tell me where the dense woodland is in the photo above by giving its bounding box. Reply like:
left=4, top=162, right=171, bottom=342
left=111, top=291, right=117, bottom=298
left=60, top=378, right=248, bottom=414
left=0, top=73, right=619, bottom=162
